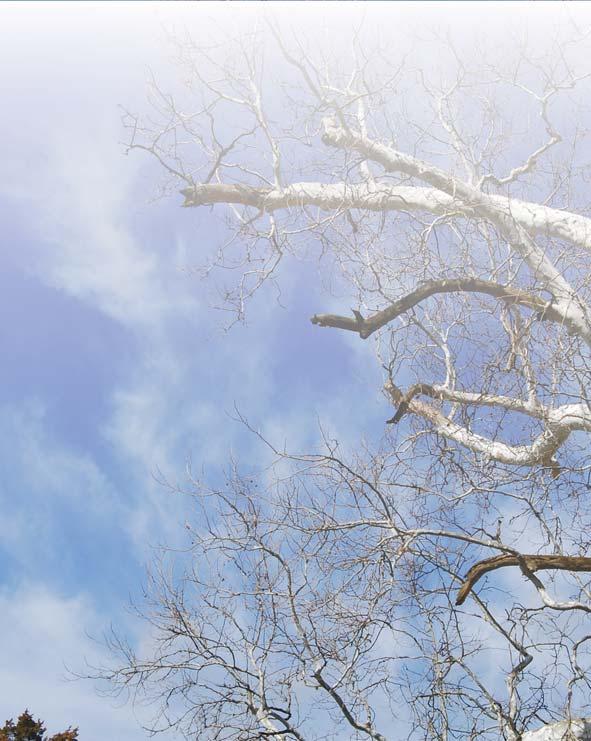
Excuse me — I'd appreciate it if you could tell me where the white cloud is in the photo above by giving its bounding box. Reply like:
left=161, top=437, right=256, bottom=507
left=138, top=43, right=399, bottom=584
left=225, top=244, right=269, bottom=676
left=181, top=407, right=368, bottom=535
left=0, top=583, right=156, bottom=740
left=0, top=2, right=200, bottom=335
left=100, top=303, right=285, bottom=549
left=32, top=132, right=200, bottom=333
left=0, top=401, right=127, bottom=570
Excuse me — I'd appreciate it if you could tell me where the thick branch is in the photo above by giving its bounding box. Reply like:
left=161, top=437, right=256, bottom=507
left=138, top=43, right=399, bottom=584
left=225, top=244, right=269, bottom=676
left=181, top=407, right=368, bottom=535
left=321, top=121, right=591, bottom=342
left=310, top=278, right=561, bottom=339
left=180, top=181, right=591, bottom=252
left=385, top=382, right=547, bottom=424
left=523, top=719, right=591, bottom=741
left=456, top=554, right=591, bottom=605
left=384, top=382, right=591, bottom=467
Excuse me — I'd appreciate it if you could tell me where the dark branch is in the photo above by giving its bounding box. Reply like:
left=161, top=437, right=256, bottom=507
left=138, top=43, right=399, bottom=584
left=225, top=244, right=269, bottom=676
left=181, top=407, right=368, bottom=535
left=311, top=278, right=556, bottom=339
left=456, top=554, right=591, bottom=606
left=386, top=384, right=439, bottom=424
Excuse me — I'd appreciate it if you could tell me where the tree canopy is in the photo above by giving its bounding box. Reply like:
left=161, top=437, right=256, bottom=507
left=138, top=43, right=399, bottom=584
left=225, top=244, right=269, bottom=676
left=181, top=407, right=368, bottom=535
left=102, top=7, right=591, bottom=740
left=0, top=711, right=78, bottom=741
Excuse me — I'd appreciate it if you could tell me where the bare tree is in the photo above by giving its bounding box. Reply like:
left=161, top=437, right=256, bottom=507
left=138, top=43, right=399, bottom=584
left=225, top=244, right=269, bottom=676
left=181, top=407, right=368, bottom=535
left=105, top=8, right=591, bottom=740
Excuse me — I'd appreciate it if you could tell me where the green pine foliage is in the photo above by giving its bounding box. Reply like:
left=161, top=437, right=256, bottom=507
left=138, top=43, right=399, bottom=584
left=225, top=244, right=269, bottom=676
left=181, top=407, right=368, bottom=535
left=0, top=711, right=78, bottom=741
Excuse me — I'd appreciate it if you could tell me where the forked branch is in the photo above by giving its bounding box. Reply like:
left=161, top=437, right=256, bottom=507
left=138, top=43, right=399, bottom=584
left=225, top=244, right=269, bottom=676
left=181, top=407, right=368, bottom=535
left=384, top=381, right=591, bottom=468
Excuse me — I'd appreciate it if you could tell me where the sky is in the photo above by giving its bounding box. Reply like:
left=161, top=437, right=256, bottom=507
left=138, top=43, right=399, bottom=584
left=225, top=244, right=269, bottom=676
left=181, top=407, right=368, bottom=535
left=0, top=3, right=390, bottom=737
left=3, top=2, right=591, bottom=739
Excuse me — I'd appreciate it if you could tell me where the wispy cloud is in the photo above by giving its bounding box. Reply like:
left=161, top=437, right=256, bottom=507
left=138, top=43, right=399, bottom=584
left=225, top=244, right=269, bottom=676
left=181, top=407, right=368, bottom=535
left=0, top=400, right=137, bottom=594
left=29, top=132, right=200, bottom=333
left=0, top=583, right=151, bottom=740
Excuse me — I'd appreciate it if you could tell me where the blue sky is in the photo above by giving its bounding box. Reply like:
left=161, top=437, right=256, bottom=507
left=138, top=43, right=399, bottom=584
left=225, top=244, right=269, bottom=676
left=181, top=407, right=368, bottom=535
left=0, top=4, right=388, bottom=737
left=3, top=3, right=589, bottom=738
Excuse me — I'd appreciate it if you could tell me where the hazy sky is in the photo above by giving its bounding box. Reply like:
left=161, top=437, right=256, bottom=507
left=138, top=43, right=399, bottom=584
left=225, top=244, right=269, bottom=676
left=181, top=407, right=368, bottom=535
left=0, top=3, right=389, bottom=737
left=2, top=2, right=590, bottom=738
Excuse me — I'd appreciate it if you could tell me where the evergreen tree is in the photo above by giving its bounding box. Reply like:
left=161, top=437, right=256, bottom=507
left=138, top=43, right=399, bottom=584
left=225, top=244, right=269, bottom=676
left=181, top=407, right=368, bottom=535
left=0, top=711, right=78, bottom=741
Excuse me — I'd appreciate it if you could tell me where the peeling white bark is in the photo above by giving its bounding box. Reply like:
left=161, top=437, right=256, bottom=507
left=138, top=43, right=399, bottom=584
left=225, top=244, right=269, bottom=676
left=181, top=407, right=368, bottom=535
left=385, top=382, right=591, bottom=468
left=523, top=718, right=591, bottom=741
left=182, top=177, right=591, bottom=344
left=320, top=121, right=591, bottom=342
left=181, top=124, right=591, bottom=466
left=181, top=181, right=591, bottom=252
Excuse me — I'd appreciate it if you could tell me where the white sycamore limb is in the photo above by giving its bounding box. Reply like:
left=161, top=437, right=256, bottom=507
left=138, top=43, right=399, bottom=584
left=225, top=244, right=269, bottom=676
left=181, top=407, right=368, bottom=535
left=181, top=121, right=591, bottom=469
left=523, top=719, right=591, bottom=741
left=182, top=180, right=591, bottom=253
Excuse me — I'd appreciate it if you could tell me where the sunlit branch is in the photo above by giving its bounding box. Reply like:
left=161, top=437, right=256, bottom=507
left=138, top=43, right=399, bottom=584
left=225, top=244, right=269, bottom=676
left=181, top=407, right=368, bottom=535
left=384, top=381, right=591, bottom=468
left=320, top=119, right=591, bottom=341
left=179, top=181, right=591, bottom=252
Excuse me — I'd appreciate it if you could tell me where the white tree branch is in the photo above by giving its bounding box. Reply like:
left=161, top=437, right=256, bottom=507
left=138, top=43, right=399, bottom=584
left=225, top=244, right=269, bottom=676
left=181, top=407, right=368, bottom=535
left=320, top=121, right=591, bottom=343
left=180, top=181, right=591, bottom=253
left=385, top=381, right=591, bottom=468
left=523, top=719, right=591, bottom=741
